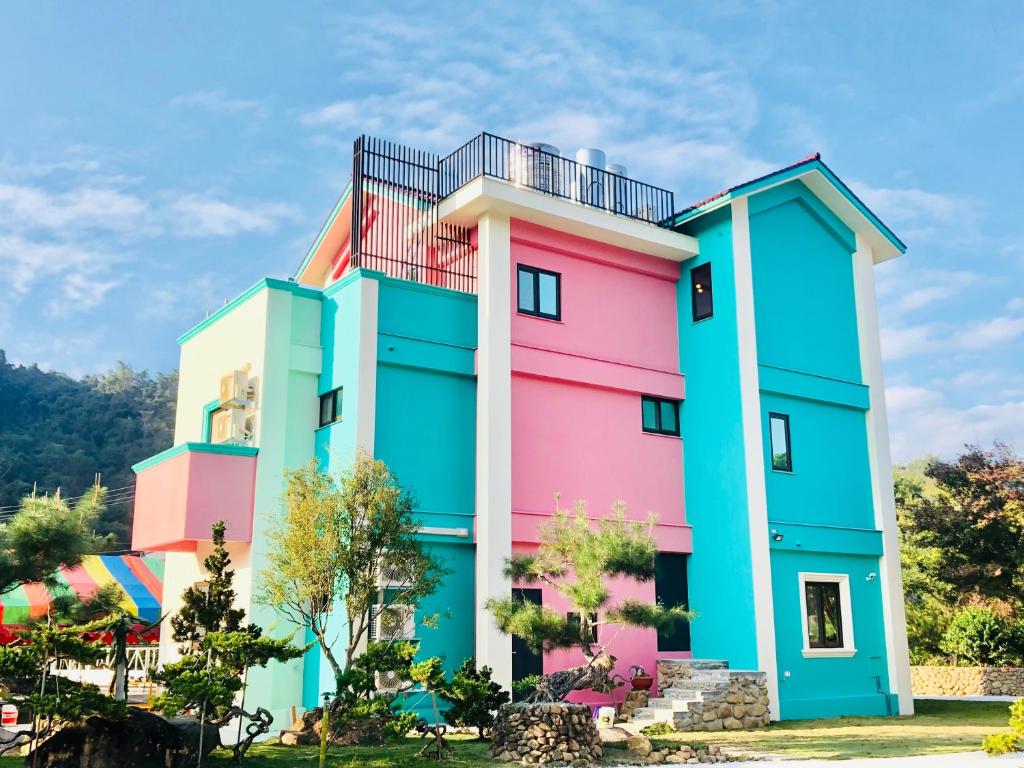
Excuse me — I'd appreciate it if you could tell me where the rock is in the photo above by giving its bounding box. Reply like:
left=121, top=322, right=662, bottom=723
left=723, top=717, right=743, bottom=730
left=29, top=708, right=219, bottom=768
left=626, top=733, right=653, bottom=757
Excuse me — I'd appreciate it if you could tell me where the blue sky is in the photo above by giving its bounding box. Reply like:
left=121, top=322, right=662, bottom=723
left=1, top=1, right=1022, bottom=462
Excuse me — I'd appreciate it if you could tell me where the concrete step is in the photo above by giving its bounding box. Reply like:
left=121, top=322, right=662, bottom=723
left=647, top=697, right=691, bottom=711
left=630, top=706, right=675, bottom=723
left=663, top=679, right=725, bottom=693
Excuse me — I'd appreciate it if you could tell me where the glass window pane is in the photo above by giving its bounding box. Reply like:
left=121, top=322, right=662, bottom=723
left=822, top=583, right=842, bottom=647
left=642, top=398, right=658, bottom=431
left=770, top=415, right=790, bottom=470
left=805, top=583, right=821, bottom=647
left=660, top=400, right=678, bottom=435
left=319, top=393, right=334, bottom=427
left=518, top=268, right=535, bottom=312
left=538, top=272, right=558, bottom=316
left=692, top=263, right=713, bottom=321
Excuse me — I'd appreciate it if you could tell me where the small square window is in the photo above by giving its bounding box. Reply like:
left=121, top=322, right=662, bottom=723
left=517, top=264, right=561, bottom=320
left=769, top=413, right=791, bottom=472
left=319, top=387, right=342, bottom=428
left=641, top=396, right=680, bottom=436
left=691, top=262, right=713, bottom=322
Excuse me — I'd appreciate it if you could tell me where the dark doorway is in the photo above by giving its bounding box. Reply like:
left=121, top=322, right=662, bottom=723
left=511, top=587, right=543, bottom=698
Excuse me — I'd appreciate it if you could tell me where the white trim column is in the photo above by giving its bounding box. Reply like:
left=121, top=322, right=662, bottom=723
left=475, top=211, right=514, bottom=692
left=731, top=196, right=780, bottom=719
left=853, top=233, right=914, bottom=716
left=355, top=277, right=379, bottom=454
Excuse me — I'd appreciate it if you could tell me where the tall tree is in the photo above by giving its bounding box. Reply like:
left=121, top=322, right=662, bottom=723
left=0, top=350, right=177, bottom=543
left=0, top=486, right=110, bottom=597
left=256, top=451, right=447, bottom=686
left=485, top=498, right=691, bottom=701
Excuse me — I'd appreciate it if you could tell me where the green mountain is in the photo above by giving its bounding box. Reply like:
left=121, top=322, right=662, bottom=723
left=0, top=350, right=177, bottom=547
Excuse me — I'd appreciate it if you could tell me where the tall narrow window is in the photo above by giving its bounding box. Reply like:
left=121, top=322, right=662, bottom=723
left=319, top=387, right=343, bottom=427
left=804, top=581, right=844, bottom=649
left=691, top=262, right=713, bottom=321
left=517, top=264, right=561, bottom=320
left=769, top=412, right=791, bottom=471
left=642, top=396, right=680, bottom=436
left=655, top=553, right=691, bottom=651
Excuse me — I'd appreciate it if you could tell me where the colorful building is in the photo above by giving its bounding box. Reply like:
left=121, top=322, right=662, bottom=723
left=131, top=133, right=912, bottom=725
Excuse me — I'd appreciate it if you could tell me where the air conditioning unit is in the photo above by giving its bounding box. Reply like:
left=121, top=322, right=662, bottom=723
left=374, top=669, right=409, bottom=694
left=370, top=603, right=415, bottom=641
left=377, top=560, right=407, bottom=587
left=211, top=408, right=249, bottom=445
left=219, top=370, right=252, bottom=409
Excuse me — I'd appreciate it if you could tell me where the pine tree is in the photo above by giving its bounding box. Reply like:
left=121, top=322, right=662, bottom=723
left=170, top=520, right=246, bottom=653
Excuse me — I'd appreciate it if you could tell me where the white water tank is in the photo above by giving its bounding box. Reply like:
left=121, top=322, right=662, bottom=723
left=511, top=142, right=561, bottom=194
left=605, top=163, right=627, bottom=214
left=575, top=148, right=607, bottom=208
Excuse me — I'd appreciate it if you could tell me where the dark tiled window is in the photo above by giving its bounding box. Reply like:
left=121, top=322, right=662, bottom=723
left=691, top=262, right=713, bottom=321
left=319, top=387, right=343, bottom=428
left=769, top=412, right=792, bottom=471
left=805, top=581, right=844, bottom=648
left=642, top=396, right=680, bottom=436
left=517, top=264, right=561, bottom=320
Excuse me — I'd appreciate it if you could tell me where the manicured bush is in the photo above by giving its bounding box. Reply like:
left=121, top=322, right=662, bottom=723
left=940, top=606, right=1012, bottom=666
left=439, top=660, right=510, bottom=738
left=640, top=721, right=675, bottom=736
left=983, top=732, right=1019, bottom=755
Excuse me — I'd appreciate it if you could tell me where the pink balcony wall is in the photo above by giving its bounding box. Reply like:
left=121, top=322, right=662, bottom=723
left=131, top=443, right=258, bottom=552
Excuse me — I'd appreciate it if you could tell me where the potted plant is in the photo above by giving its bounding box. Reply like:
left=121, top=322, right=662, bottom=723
left=629, top=665, right=653, bottom=691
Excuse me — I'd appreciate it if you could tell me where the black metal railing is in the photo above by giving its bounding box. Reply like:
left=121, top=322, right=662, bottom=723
left=438, top=132, right=675, bottom=225
left=351, top=135, right=477, bottom=294
left=349, top=132, right=676, bottom=295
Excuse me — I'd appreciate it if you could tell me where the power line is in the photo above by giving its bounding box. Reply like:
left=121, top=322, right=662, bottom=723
left=0, top=484, right=137, bottom=512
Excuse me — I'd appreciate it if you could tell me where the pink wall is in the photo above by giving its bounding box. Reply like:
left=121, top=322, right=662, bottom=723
left=508, top=221, right=691, bottom=697
left=132, top=447, right=256, bottom=551
left=513, top=546, right=691, bottom=708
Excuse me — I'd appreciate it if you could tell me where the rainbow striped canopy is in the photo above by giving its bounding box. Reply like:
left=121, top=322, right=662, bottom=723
left=0, top=555, right=164, bottom=625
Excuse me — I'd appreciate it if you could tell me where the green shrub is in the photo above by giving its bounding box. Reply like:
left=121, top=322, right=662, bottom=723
left=512, top=674, right=541, bottom=702
left=983, top=732, right=1019, bottom=755
left=940, top=606, right=1011, bottom=666
left=439, top=659, right=510, bottom=738
left=640, top=721, right=675, bottom=736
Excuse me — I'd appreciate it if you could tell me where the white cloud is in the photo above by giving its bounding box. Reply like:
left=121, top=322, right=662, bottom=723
left=886, top=386, right=1024, bottom=463
left=165, top=194, right=298, bottom=237
left=0, top=183, right=149, bottom=235
left=956, top=316, right=1024, bottom=350
left=877, top=267, right=980, bottom=317
left=880, top=324, right=937, bottom=360
left=170, top=90, right=267, bottom=117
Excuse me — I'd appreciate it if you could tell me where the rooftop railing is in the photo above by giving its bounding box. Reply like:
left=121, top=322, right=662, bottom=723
left=439, top=133, right=675, bottom=225
left=349, top=133, right=676, bottom=295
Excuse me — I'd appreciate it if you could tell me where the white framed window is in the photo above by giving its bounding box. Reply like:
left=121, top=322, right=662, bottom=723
left=798, top=572, right=855, bottom=658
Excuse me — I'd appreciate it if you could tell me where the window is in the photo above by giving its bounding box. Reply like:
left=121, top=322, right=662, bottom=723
left=655, top=553, right=691, bottom=651
left=769, top=413, right=792, bottom=471
left=566, top=612, right=598, bottom=644
left=799, top=573, right=855, bottom=657
left=318, top=387, right=342, bottom=427
left=691, top=262, right=713, bottom=321
left=517, top=264, right=561, bottom=320
left=201, top=399, right=222, bottom=442
left=642, top=396, right=680, bottom=436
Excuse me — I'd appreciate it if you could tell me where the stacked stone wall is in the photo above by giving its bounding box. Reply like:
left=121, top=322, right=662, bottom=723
left=491, top=703, right=602, bottom=766
left=911, top=666, right=1024, bottom=696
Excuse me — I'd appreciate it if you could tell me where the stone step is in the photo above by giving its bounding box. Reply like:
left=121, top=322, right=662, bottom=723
left=664, top=679, right=726, bottom=693
left=630, top=706, right=675, bottom=723
left=688, top=669, right=732, bottom=682
left=646, top=697, right=692, bottom=711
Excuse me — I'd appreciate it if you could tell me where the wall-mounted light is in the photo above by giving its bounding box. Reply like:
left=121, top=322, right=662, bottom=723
left=771, top=529, right=784, bottom=542
left=866, top=572, right=877, bottom=581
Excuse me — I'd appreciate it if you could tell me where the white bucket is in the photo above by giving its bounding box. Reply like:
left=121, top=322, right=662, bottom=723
left=596, top=706, right=615, bottom=727
left=1, top=704, right=17, bottom=727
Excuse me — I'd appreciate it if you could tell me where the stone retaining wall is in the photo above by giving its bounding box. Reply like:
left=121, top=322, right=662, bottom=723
left=491, top=703, right=602, bottom=766
left=656, top=660, right=771, bottom=731
left=911, top=665, right=1024, bottom=696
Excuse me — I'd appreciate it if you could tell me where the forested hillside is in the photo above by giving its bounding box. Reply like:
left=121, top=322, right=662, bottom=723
left=0, top=349, right=177, bottom=547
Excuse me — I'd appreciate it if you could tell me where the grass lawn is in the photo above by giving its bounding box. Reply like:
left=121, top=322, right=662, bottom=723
left=0, top=699, right=1011, bottom=766
left=648, top=699, right=1012, bottom=760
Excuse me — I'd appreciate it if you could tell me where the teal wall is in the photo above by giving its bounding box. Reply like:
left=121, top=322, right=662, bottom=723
left=770, top=548, right=893, bottom=719
left=676, top=206, right=760, bottom=670
left=374, top=277, right=478, bottom=698
left=761, top=392, right=874, bottom=530
left=748, top=180, right=891, bottom=718
left=749, top=181, right=861, bottom=383
left=303, top=271, right=479, bottom=712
